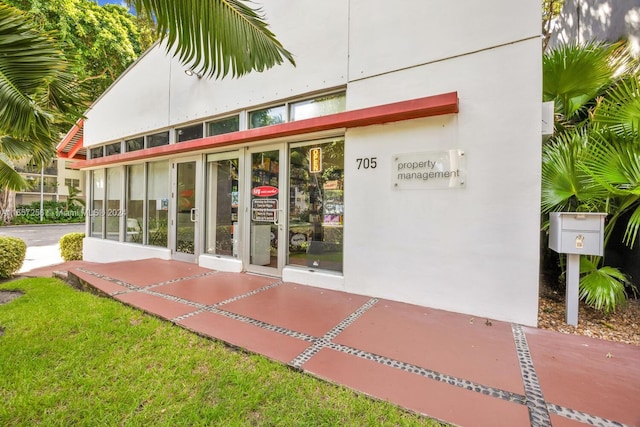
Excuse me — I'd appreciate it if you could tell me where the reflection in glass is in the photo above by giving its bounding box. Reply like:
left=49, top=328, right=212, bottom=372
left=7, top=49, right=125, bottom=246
left=90, top=146, right=104, bottom=159
left=106, top=167, right=122, bottom=241
left=290, top=93, right=346, bottom=121
left=105, top=142, right=122, bottom=156
left=90, top=169, right=104, bottom=237
left=249, top=105, right=285, bottom=128
left=176, top=162, right=196, bottom=254
left=126, top=164, right=144, bottom=243
left=206, top=158, right=239, bottom=257
left=176, top=124, right=203, bottom=142
left=147, top=131, right=169, bottom=148
left=250, top=150, right=279, bottom=267
left=147, top=161, right=169, bottom=247
left=208, top=115, right=240, bottom=136
left=288, top=139, right=344, bottom=272
left=126, top=137, right=144, bottom=152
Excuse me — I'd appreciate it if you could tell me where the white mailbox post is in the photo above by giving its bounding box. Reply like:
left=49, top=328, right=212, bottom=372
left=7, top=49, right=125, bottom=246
left=549, top=212, right=607, bottom=326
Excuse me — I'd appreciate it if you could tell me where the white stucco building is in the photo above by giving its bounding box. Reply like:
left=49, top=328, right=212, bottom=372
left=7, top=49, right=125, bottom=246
left=63, top=0, right=542, bottom=326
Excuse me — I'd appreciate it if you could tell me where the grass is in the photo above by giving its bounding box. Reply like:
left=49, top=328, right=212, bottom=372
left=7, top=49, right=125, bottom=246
left=0, top=278, right=444, bottom=426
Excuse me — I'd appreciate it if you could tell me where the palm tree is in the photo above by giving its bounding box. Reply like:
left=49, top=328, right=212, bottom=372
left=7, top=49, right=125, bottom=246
left=1, top=0, right=294, bottom=222
left=542, top=41, right=640, bottom=312
left=0, top=2, right=85, bottom=192
left=130, top=0, right=295, bottom=78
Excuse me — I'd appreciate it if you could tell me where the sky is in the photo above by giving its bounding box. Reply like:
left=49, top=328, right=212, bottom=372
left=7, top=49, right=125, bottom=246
left=95, top=1, right=135, bottom=14
left=96, top=0, right=128, bottom=5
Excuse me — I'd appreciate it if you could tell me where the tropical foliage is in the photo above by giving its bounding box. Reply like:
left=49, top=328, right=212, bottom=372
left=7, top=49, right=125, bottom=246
left=3, top=0, right=156, bottom=101
left=0, top=236, right=26, bottom=278
left=130, top=0, right=295, bottom=78
left=0, top=2, right=85, bottom=191
left=1, top=0, right=293, bottom=214
left=542, top=41, right=640, bottom=312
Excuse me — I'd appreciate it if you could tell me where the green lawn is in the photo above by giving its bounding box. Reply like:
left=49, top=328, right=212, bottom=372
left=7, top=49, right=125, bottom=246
left=0, top=278, right=444, bottom=426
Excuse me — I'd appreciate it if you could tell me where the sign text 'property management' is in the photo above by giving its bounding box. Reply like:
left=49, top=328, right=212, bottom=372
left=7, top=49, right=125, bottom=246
left=392, top=149, right=466, bottom=190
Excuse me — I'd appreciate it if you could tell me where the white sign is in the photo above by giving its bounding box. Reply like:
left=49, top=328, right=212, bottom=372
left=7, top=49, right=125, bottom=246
left=392, top=149, right=466, bottom=190
left=252, top=199, right=278, bottom=222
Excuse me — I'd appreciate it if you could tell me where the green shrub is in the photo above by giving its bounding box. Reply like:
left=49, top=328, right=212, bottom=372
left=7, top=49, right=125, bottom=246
left=60, top=232, right=85, bottom=261
left=0, top=237, right=27, bottom=278
left=10, top=200, right=85, bottom=225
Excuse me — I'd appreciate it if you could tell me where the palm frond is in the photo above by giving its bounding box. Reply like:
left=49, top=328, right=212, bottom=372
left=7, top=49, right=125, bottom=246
left=592, top=77, right=640, bottom=137
left=607, top=40, right=640, bottom=77
left=579, top=257, right=629, bottom=313
left=623, top=204, right=640, bottom=248
left=582, top=132, right=640, bottom=195
left=0, top=135, right=54, bottom=161
left=541, top=130, right=607, bottom=213
left=0, top=3, right=77, bottom=139
left=131, top=0, right=295, bottom=79
left=543, top=42, right=615, bottom=119
left=0, top=154, right=27, bottom=190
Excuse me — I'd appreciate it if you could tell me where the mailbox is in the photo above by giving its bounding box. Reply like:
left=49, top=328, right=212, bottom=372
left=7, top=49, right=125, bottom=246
left=549, top=212, right=607, bottom=256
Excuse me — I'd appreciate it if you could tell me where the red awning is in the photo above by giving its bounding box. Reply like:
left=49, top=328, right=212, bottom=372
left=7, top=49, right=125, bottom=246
left=56, top=119, right=86, bottom=160
left=75, top=91, right=458, bottom=169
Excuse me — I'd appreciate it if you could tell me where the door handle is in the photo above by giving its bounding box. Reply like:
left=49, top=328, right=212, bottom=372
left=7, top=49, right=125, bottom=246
left=190, top=208, right=197, bottom=222
left=273, top=209, right=283, bottom=226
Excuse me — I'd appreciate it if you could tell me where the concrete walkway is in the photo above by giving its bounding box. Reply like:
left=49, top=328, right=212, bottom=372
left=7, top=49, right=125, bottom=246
left=18, top=244, right=64, bottom=274
left=22, top=258, right=640, bottom=427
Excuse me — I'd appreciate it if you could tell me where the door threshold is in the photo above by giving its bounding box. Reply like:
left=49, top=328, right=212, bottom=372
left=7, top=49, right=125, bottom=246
left=245, top=271, right=282, bottom=279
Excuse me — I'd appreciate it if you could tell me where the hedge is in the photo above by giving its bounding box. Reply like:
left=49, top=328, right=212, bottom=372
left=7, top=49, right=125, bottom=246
left=60, top=232, right=84, bottom=261
left=0, top=237, right=27, bottom=278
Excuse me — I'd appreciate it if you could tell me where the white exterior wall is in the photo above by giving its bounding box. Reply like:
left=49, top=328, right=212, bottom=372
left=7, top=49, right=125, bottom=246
left=81, top=0, right=542, bottom=325
left=83, top=238, right=171, bottom=263
left=57, top=159, right=85, bottom=199
left=85, top=46, right=172, bottom=144
left=85, top=1, right=349, bottom=145
left=345, top=38, right=542, bottom=324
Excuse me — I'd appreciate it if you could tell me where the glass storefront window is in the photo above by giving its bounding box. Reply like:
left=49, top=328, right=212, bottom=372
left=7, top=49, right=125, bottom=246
left=175, top=162, right=196, bottom=254
left=147, top=161, right=169, bottom=247
left=106, top=167, right=122, bottom=241
left=90, top=169, right=105, bottom=237
left=288, top=139, right=344, bottom=272
left=249, top=105, right=285, bottom=128
left=207, top=115, right=240, bottom=136
left=105, top=142, right=122, bottom=156
left=89, top=146, right=104, bottom=159
left=290, top=93, right=346, bottom=121
left=176, top=124, right=203, bottom=142
left=126, top=137, right=144, bottom=152
left=126, top=164, right=145, bottom=243
left=206, top=156, right=239, bottom=257
left=250, top=149, right=280, bottom=268
left=147, top=131, right=169, bottom=148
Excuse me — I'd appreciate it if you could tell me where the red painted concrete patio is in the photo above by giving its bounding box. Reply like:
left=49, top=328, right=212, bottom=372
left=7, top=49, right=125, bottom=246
left=27, top=259, right=640, bottom=427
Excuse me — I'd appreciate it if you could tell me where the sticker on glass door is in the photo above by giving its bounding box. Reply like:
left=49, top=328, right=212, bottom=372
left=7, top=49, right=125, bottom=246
left=249, top=150, right=281, bottom=270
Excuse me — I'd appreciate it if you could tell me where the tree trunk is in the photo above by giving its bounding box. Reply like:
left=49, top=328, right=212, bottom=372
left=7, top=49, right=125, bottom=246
left=0, top=189, right=16, bottom=224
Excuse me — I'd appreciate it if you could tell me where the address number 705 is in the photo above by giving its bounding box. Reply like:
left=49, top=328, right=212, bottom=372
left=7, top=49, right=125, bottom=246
left=356, top=157, right=377, bottom=169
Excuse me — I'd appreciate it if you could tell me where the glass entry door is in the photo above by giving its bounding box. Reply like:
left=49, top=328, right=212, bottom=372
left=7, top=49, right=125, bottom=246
left=171, top=157, right=203, bottom=262
left=245, top=145, right=286, bottom=276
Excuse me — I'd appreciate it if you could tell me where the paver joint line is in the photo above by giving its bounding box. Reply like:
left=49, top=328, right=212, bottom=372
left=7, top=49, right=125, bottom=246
left=142, top=271, right=219, bottom=290
left=290, top=298, right=379, bottom=369
left=547, top=403, right=630, bottom=427
left=172, top=281, right=285, bottom=322
left=206, top=306, right=317, bottom=342
left=510, top=325, right=626, bottom=427
left=511, top=324, right=552, bottom=427
left=74, top=265, right=635, bottom=427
